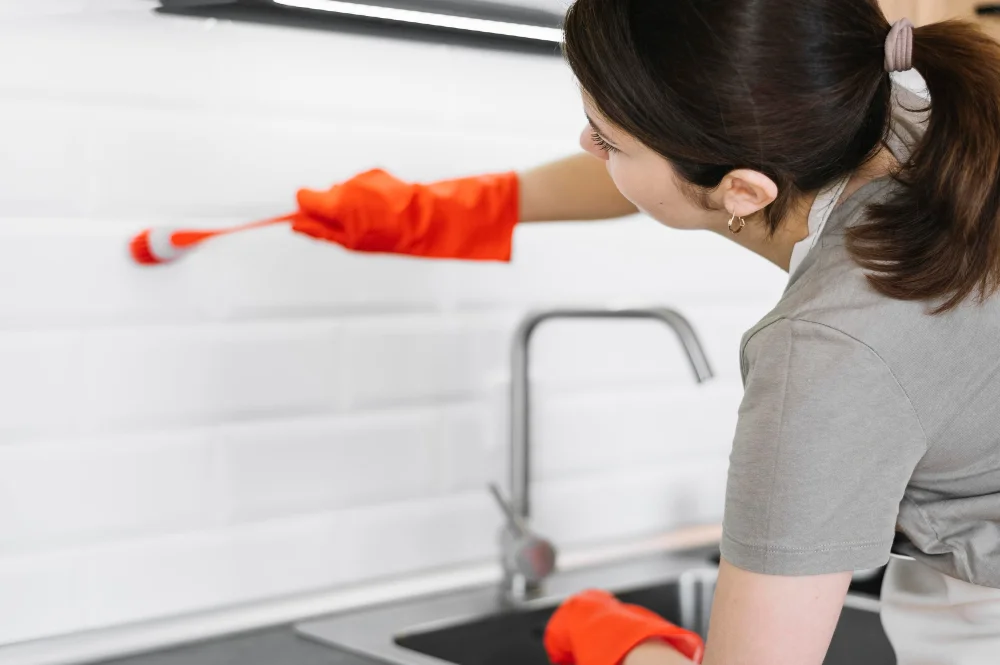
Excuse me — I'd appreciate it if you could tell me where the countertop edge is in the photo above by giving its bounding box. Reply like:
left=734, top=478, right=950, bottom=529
left=0, top=525, right=724, bottom=665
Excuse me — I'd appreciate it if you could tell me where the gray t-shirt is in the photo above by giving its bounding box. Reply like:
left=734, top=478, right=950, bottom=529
left=720, top=84, right=1000, bottom=588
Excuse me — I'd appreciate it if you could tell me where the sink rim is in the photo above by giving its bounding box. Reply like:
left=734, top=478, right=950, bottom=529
left=393, top=564, right=721, bottom=643
left=294, top=549, right=882, bottom=665
left=295, top=550, right=717, bottom=665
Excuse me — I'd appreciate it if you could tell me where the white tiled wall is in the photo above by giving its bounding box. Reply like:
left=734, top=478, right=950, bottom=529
left=0, top=0, right=787, bottom=648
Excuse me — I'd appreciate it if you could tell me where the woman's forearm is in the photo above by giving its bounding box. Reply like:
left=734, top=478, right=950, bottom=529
left=517, top=152, right=639, bottom=222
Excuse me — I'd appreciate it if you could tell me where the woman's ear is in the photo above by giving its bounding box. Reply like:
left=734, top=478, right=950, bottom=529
left=713, top=169, right=778, bottom=218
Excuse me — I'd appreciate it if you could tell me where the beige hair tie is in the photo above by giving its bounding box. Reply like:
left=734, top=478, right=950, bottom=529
left=885, top=18, right=914, bottom=72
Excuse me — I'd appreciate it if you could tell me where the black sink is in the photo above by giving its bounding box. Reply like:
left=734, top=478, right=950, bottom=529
left=395, top=570, right=896, bottom=665
left=395, top=579, right=708, bottom=665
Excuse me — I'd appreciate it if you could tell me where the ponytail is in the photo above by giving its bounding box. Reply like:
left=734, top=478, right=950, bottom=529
left=561, top=0, right=999, bottom=313
left=848, top=20, right=1000, bottom=313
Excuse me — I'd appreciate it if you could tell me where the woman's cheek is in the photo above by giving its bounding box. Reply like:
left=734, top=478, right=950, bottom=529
left=606, top=160, right=643, bottom=209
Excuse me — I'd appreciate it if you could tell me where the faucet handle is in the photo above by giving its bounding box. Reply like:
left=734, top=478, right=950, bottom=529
left=488, top=483, right=528, bottom=535
left=488, top=483, right=557, bottom=591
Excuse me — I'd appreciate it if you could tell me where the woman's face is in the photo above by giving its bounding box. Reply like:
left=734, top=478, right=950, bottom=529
left=579, top=98, right=720, bottom=231
left=579, top=96, right=781, bottom=238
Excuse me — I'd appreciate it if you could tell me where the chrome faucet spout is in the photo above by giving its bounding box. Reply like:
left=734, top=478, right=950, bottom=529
left=495, top=307, right=714, bottom=602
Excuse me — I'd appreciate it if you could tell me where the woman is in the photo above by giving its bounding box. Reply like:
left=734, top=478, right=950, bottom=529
left=291, top=1, right=1000, bottom=663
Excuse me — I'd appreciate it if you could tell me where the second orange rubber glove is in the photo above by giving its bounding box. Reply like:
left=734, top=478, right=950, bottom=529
left=290, top=168, right=520, bottom=261
left=544, top=589, right=705, bottom=665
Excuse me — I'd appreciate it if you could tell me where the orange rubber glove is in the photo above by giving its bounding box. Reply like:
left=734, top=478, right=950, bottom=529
left=289, top=168, right=520, bottom=261
left=544, top=589, right=705, bottom=665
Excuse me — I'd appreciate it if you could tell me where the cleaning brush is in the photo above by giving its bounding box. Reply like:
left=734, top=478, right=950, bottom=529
left=129, top=214, right=295, bottom=265
left=130, top=168, right=521, bottom=265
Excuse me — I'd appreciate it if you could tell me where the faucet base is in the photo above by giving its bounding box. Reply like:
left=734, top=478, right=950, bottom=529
left=498, top=573, right=548, bottom=608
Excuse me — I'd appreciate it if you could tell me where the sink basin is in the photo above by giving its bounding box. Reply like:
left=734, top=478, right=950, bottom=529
left=394, top=578, right=895, bottom=665
left=296, top=549, right=897, bottom=665
left=395, top=576, right=714, bottom=665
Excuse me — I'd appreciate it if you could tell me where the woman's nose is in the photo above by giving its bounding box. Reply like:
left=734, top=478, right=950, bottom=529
left=579, top=126, right=609, bottom=160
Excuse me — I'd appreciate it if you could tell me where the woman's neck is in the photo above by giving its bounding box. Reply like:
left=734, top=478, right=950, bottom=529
left=719, top=146, right=899, bottom=272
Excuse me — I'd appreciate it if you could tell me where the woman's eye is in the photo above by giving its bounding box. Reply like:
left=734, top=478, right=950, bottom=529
left=591, top=131, right=619, bottom=154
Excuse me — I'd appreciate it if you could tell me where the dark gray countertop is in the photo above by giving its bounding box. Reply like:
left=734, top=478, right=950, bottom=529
left=92, top=554, right=887, bottom=665
left=103, top=544, right=894, bottom=665
left=93, top=544, right=720, bottom=665
left=97, top=627, right=383, bottom=665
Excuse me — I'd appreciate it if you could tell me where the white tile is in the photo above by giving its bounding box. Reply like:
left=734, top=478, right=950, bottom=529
left=0, top=8, right=575, bottom=132
left=85, top=109, right=548, bottom=220
left=532, top=381, right=743, bottom=481
left=80, top=494, right=503, bottom=629
left=330, top=492, right=501, bottom=581
left=0, top=1, right=148, bottom=17
left=0, top=432, right=220, bottom=553
left=181, top=224, right=452, bottom=319
left=0, top=219, right=451, bottom=326
left=341, top=314, right=510, bottom=408
left=0, top=101, right=90, bottom=217
left=0, top=321, right=346, bottom=440
left=443, top=221, right=788, bottom=308
left=0, top=219, right=779, bottom=330
left=81, top=321, right=345, bottom=433
left=0, top=551, right=87, bottom=644
left=0, top=331, right=88, bottom=440
left=431, top=401, right=506, bottom=495
left=0, top=220, right=236, bottom=327
left=527, top=317, right=705, bottom=387
left=532, top=457, right=731, bottom=547
left=221, top=411, right=442, bottom=520
left=149, top=403, right=503, bottom=524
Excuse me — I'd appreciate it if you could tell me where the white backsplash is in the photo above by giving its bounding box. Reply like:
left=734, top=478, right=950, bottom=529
left=0, top=0, right=787, bottom=650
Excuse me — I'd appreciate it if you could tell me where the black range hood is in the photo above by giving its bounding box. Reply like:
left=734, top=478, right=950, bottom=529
left=157, top=0, right=565, bottom=54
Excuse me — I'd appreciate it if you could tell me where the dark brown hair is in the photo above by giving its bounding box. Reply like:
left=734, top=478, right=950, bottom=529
left=563, top=0, right=1000, bottom=312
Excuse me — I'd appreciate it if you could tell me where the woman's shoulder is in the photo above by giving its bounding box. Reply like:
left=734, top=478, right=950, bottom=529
left=738, top=223, right=920, bottom=376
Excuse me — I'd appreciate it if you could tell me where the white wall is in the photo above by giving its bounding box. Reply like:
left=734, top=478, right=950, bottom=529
left=0, top=0, right=787, bottom=650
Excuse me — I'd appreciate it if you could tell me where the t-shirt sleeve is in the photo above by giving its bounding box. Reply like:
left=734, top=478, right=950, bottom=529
left=721, top=318, right=926, bottom=575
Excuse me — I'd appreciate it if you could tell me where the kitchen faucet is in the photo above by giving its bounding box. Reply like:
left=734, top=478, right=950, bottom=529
left=491, top=307, right=715, bottom=603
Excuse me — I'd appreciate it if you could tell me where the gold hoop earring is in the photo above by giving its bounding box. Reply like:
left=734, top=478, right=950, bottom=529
left=728, top=211, right=746, bottom=234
